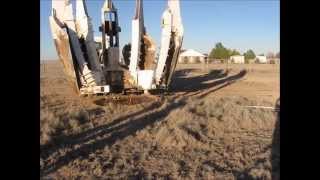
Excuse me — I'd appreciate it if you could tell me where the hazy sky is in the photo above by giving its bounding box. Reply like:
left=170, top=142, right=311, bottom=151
left=40, top=0, right=280, bottom=60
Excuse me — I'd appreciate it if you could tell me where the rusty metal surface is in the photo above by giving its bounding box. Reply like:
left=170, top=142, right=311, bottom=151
left=53, top=32, right=80, bottom=94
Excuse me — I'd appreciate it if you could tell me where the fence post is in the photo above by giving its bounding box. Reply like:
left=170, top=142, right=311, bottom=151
left=226, top=58, right=228, bottom=72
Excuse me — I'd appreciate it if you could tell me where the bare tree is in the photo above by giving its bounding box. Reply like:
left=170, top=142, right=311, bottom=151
left=267, top=52, right=275, bottom=59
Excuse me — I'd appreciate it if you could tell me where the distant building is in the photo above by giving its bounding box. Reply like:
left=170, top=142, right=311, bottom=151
left=178, top=49, right=206, bottom=63
left=248, top=59, right=256, bottom=64
left=269, top=58, right=280, bottom=64
left=256, top=55, right=267, bottom=63
left=229, top=55, right=245, bottom=64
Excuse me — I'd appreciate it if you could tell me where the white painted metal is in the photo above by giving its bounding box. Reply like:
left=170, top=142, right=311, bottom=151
left=53, top=0, right=87, bottom=70
left=154, top=0, right=184, bottom=87
left=80, top=85, right=110, bottom=95
left=168, top=0, right=184, bottom=37
left=51, top=1, right=85, bottom=78
left=51, top=0, right=69, bottom=22
left=50, top=0, right=113, bottom=95
left=75, top=0, right=105, bottom=85
left=49, top=16, right=63, bottom=42
left=49, top=16, right=78, bottom=88
left=129, top=20, right=141, bottom=82
left=50, top=0, right=184, bottom=95
left=164, top=0, right=184, bottom=87
left=94, top=36, right=109, bottom=48
left=94, top=36, right=102, bottom=43
left=154, top=9, right=172, bottom=84
left=129, top=0, right=144, bottom=83
left=137, top=70, right=154, bottom=90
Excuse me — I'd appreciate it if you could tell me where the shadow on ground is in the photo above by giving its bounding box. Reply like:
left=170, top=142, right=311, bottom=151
left=271, top=98, right=280, bottom=180
left=40, top=69, right=248, bottom=177
left=171, top=69, right=247, bottom=98
left=40, top=98, right=187, bottom=176
left=171, top=69, right=229, bottom=93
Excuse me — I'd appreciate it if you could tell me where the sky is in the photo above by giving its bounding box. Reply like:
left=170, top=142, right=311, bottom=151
left=40, top=0, right=280, bottom=60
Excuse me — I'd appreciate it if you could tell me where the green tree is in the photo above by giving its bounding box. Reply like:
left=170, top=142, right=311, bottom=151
left=244, top=49, right=256, bottom=60
left=122, top=43, right=131, bottom=66
left=209, top=42, right=230, bottom=60
left=229, top=49, right=241, bottom=56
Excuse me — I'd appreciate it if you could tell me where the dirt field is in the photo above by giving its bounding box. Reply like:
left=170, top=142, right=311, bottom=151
left=40, top=61, right=280, bottom=179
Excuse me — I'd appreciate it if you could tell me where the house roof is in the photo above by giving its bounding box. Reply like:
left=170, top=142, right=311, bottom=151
left=179, top=49, right=205, bottom=57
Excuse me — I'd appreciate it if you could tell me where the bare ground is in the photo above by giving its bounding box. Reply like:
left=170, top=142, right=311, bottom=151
left=40, top=61, right=280, bottom=179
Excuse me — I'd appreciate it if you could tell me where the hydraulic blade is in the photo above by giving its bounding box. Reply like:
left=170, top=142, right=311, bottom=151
left=165, top=0, right=184, bottom=88
left=154, top=8, right=172, bottom=86
left=154, top=0, right=184, bottom=89
left=51, top=0, right=101, bottom=90
left=75, top=0, right=105, bottom=85
left=129, top=0, right=144, bottom=83
left=49, top=16, right=81, bottom=93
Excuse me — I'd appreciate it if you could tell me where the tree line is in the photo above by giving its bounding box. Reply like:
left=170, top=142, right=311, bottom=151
left=208, top=42, right=279, bottom=61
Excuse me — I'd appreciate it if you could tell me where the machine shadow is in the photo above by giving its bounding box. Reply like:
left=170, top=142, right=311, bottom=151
left=41, top=69, right=248, bottom=177
left=196, top=69, right=247, bottom=98
left=40, top=97, right=187, bottom=177
left=271, top=98, right=280, bottom=180
left=170, top=68, right=229, bottom=93
left=40, top=100, right=162, bottom=159
left=170, top=68, right=247, bottom=99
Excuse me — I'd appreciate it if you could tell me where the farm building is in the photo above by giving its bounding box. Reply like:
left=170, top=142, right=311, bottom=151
left=256, top=55, right=267, bottom=63
left=244, top=59, right=256, bottom=64
left=229, top=55, right=245, bottom=64
left=178, top=49, right=207, bottom=63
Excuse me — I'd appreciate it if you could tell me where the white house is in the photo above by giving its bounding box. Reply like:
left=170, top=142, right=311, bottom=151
left=178, top=49, right=206, bottom=63
left=94, top=36, right=110, bottom=49
left=256, top=55, right=267, bottom=63
left=230, top=55, right=245, bottom=64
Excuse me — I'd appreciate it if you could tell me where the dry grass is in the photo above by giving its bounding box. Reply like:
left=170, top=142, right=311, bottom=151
left=40, top=61, right=279, bottom=179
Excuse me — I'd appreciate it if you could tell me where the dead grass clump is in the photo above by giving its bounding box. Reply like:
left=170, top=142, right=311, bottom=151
left=188, top=96, right=276, bottom=132
left=243, top=160, right=272, bottom=180
left=40, top=108, right=60, bottom=145
left=146, top=96, right=276, bottom=151
left=57, top=108, right=92, bottom=136
left=40, top=106, right=92, bottom=146
left=69, top=109, right=90, bottom=125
